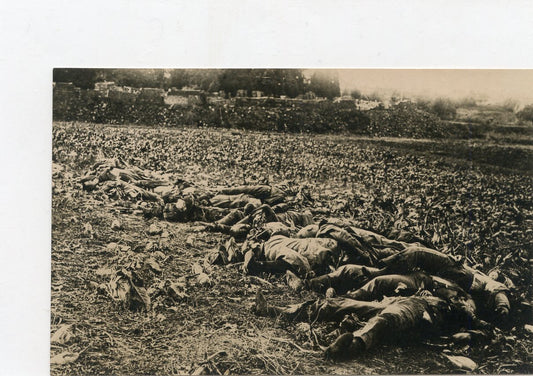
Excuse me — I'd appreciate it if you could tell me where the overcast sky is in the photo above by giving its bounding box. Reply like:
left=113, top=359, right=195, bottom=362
left=334, top=69, right=533, bottom=104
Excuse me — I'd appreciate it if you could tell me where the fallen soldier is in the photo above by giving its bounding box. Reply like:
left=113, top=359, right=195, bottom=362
left=159, top=185, right=213, bottom=204
left=253, top=286, right=485, bottom=360
left=284, top=266, right=477, bottom=315
left=204, top=223, right=252, bottom=241
left=286, top=264, right=380, bottom=294
left=204, top=222, right=292, bottom=253
left=296, top=220, right=401, bottom=266
left=250, top=222, right=291, bottom=240
left=200, top=204, right=295, bottom=240
left=465, top=264, right=511, bottom=320
left=201, top=204, right=312, bottom=240
left=373, top=246, right=464, bottom=276
left=81, top=157, right=172, bottom=192
left=253, top=291, right=387, bottom=323
left=163, top=196, right=228, bottom=222
left=198, top=202, right=258, bottom=227
left=243, top=235, right=341, bottom=277
left=100, top=179, right=163, bottom=203
left=217, top=184, right=287, bottom=206
left=324, top=292, right=481, bottom=360
left=345, top=272, right=434, bottom=301
left=367, top=247, right=511, bottom=319
left=258, top=204, right=315, bottom=228
left=209, top=193, right=262, bottom=209
left=298, top=219, right=421, bottom=252
left=156, top=193, right=259, bottom=226
left=206, top=203, right=312, bottom=230
left=344, top=272, right=477, bottom=312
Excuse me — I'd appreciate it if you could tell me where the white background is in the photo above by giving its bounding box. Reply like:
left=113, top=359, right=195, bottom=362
left=0, top=1, right=532, bottom=374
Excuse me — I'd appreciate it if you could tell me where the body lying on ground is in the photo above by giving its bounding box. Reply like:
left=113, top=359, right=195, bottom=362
left=217, top=184, right=287, bottom=206
left=297, top=219, right=420, bottom=252
left=368, top=247, right=511, bottom=318
left=243, top=235, right=341, bottom=277
left=243, top=221, right=511, bottom=320
left=80, top=160, right=518, bottom=362
left=254, top=280, right=485, bottom=360
left=299, top=264, right=379, bottom=294
left=283, top=270, right=477, bottom=318
left=209, top=193, right=262, bottom=209
left=296, top=220, right=413, bottom=266
left=259, top=204, right=315, bottom=228
left=201, top=203, right=313, bottom=240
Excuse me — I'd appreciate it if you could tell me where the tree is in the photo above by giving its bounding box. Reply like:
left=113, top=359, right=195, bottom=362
left=55, top=68, right=308, bottom=95
left=263, top=69, right=305, bottom=97
left=517, top=105, right=533, bottom=123
left=307, top=71, right=340, bottom=99
left=455, top=96, right=477, bottom=108
left=415, top=97, right=431, bottom=112
left=183, top=69, right=222, bottom=91
left=167, top=70, right=190, bottom=89
left=350, top=89, right=362, bottom=99
left=106, top=69, right=165, bottom=88
left=502, top=98, right=519, bottom=112
left=53, top=68, right=102, bottom=89
left=365, top=92, right=383, bottom=102
left=219, top=69, right=255, bottom=96
left=430, top=98, right=457, bottom=120
left=218, top=69, right=305, bottom=97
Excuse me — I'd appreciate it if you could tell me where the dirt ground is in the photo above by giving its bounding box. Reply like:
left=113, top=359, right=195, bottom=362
left=51, top=122, right=533, bottom=375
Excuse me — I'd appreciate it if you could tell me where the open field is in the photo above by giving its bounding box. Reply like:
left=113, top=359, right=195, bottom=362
left=52, top=121, right=533, bottom=375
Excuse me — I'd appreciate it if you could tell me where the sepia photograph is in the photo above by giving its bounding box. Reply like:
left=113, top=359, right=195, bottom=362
left=2, top=2, right=533, bottom=375
left=51, top=68, right=533, bottom=375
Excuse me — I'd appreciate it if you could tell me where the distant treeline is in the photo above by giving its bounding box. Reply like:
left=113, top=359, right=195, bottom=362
left=53, top=68, right=341, bottom=99
left=54, top=86, right=488, bottom=139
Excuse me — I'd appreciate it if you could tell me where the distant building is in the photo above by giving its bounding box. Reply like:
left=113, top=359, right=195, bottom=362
left=236, top=89, right=247, bottom=98
left=165, top=95, right=189, bottom=106
left=302, top=91, right=316, bottom=100
left=334, top=95, right=355, bottom=103
left=355, top=99, right=382, bottom=110
left=251, top=90, right=263, bottom=98
left=206, top=96, right=227, bottom=105
left=165, top=87, right=204, bottom=106
left=112, top=86, right=139, bottom=94
left=168, top=87, right=202, bottom=96
left=94, top=81, right=116, bottom=96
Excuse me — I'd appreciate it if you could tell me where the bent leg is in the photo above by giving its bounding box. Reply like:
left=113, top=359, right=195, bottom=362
left=254, top=294, right=386, bottom=323
left=353, top=297, right=429, bottom=350
left=311, top=298, right=387, bottom=322
left=347, top=274, right=422, bottom=301
left=261, top=205, right=280, bottom=223
left=327, top=296, right=431, bottom=359
left=307, top=264, right=376, bottom=293
left=216, top=209, right=244, bottom=225
left=255, top=259, right=296, bottom=275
